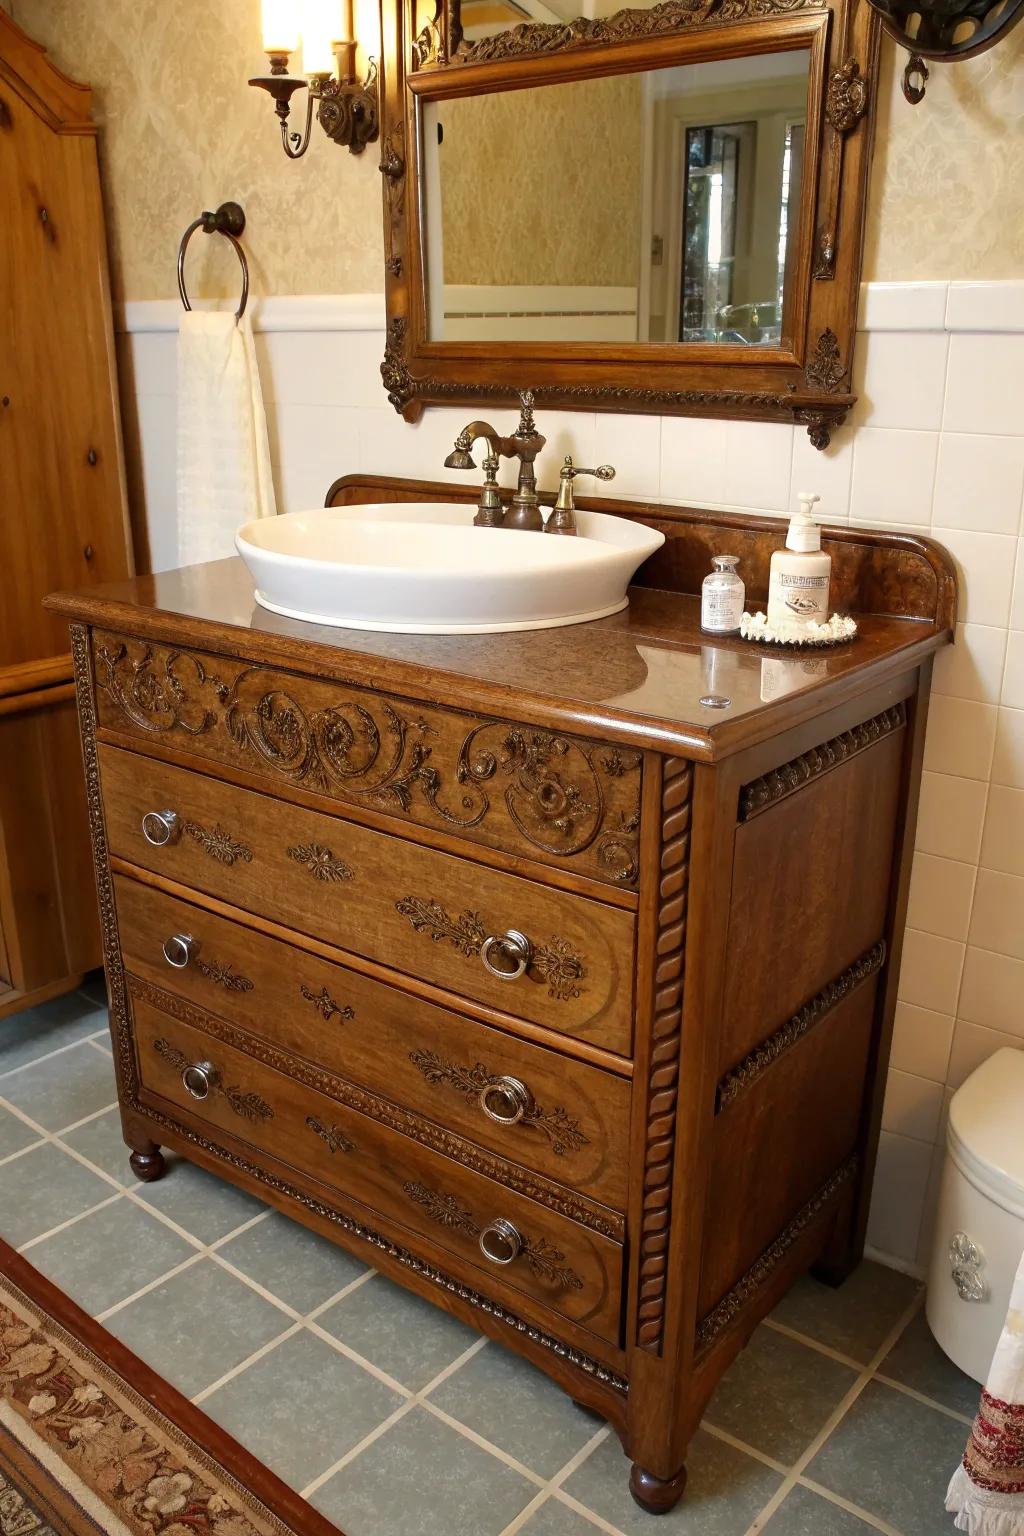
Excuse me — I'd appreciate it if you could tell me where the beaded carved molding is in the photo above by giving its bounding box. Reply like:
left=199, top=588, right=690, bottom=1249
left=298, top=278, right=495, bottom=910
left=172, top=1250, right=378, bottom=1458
left=71, top=625, right=628, bottom=1399
left=92, top=632, right=642, bottom=888
left=635, top=758, right=692, bottom=1354
left=738, top=705, right=906, bottom=821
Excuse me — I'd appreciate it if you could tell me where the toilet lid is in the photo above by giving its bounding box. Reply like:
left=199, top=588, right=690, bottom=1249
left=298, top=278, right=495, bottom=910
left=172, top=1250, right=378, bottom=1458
left=948, top=1047, right=1024, bottom=1217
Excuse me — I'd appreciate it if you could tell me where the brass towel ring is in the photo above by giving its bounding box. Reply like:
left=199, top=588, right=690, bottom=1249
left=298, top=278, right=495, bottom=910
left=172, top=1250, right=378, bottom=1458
left=177, top=201, right=249, bottom=321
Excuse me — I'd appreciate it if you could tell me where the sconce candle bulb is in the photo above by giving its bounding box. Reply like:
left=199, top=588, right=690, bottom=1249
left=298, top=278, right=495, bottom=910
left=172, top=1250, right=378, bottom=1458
left=260, top=0, right=299, bottom=55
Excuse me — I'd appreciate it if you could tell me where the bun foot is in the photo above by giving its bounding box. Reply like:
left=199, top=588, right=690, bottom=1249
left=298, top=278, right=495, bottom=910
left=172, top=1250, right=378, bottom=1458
left=629, top=1461, right=688, bottom=1514
left=129, top=1147, right=166, bottom=1182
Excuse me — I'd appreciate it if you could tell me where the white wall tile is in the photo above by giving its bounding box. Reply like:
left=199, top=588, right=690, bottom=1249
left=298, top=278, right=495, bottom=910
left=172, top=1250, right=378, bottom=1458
left=850, top=428, right=937, bottom=526
left=1002, top=630, right=1024, bottom=709
left=968, top=868, right=1024, bottom=961
left=915, top=771, right=988, bottom=863
left=132, top=391, right=179, bottom=573
left=929, top=527, right=1017, bottom=627
left=124, top=333, right=177, bottom=398
left=932, top=435, right=1024, bottom=535
left=946, top=281, right=1024, bottom=334
left=267, top=403, right=361, bottom=512
left=858, top=282, right=948, bottom=332
left=980, top=784, right=1024, bottom=877
left=882, top=1069, right=945, bottom=1142
left=790, top=428, right=853, bottom=522
left=922, top=696, right=997, bottom=782
left=992, top=708, right=1024, bottom=788
left=943, top=335, right=1024, bottom=436
left=947, top=1019, right=1024, bottom=1091
left=1010, top=544, right=1024, bottom=628
left=866, top=1131, right=933, bottom=1265
left=890, top=1003, right=955, bottom=1083
left=959, top=946, right=1024, bottom=1037
left=852, top=332, right=948, bottom=431
left=660, top=416, right=727, bottom=507
left=258, top=330, right=386, bottom=409
left=591, top=413, right=661, bottom=501
left=932, top=623, right=1008, bottom=704
left=721, top=420, right=793, bottom=513
left=915, top=1139, right=949, bottom=1273
left=897, top=929, right=965, bottom=1015
left=906, top=852, right=976, bottom=942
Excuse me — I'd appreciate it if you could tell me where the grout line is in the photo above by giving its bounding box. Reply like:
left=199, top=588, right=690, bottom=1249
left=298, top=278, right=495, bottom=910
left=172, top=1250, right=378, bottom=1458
left=17, top=1192, right=125, bottom=1252
left=700, top=1422, right=791, bottom=1475
left=873, top=1372, right=974, bottom=1425
left=86, top=1038, right=114, bottom=1059
left=95, top=1251, right=207, bottom=1322
left=418, top=1399, right=547, bottom=1488
left=304, top=1314, right=433, bottom=1397
left=760, top=1317, right=870, bottom=1372
left=0, top=1139, right=46, bottom=1168
left=303, top=1267, right=375, bottom=1319
left=0, top=1033, right=110, bottom=1082
left=553, top=1485, right=632, bottom=1536
left=298, top=1335, right=489, bottom=1501
left=795, top=1476, right=905, bottom=1535
left=55, top=1101, right=120, bottom=1137
left=497, top=1425, right=615, bottom=1536
left=737, top=1289, right=926, bottom=1536
left=191, top=1322, right=304, bottom=1403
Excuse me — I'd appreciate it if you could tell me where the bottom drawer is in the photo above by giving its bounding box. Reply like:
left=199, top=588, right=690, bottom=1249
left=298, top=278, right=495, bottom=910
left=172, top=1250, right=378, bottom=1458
left=131, top=994, right=623, bottom=1346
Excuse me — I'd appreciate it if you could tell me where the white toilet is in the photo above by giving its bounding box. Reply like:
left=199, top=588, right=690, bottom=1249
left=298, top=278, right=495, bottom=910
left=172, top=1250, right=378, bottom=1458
left=927, top=1047, right=1024, bottom=1385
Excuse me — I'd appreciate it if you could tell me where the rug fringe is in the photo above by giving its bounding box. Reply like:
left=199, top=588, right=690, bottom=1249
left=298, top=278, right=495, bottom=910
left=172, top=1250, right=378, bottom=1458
left=947, top=1464, right=1024, bottom=1535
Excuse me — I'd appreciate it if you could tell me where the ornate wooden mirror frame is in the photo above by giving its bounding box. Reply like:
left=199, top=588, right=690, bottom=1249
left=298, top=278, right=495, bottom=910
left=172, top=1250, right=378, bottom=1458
left=378, top=0, right=879, bottom=447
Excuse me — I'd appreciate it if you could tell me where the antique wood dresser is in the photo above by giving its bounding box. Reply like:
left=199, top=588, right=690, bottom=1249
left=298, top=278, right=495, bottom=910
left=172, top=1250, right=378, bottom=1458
left=48, top=477, right=956, bottom=1512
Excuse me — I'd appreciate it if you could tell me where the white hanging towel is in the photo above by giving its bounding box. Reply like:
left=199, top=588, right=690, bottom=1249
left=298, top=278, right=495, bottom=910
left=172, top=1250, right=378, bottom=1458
left=176, top=309, right=276, bottom=565
left=947, top=1243, right=1024, bottom=1535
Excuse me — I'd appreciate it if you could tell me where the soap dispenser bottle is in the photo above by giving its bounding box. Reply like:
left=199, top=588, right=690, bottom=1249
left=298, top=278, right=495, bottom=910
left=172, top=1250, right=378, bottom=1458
left=767, top=492, right=831, bottom=627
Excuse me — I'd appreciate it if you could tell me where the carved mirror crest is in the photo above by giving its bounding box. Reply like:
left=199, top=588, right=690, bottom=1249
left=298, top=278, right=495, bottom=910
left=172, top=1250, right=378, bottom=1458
left=378, top=0, right=879, bottom=446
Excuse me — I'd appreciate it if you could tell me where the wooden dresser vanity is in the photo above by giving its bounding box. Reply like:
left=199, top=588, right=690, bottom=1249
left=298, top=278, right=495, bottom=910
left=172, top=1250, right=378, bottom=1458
left=47, top=478, right=955, bottom=1513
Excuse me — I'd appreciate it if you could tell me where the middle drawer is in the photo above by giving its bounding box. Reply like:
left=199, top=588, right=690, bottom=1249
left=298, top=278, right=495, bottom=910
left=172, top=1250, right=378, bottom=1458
left=113, top=874, right=630, bottom=1211
left=99, top=745, right=635, bottom=1054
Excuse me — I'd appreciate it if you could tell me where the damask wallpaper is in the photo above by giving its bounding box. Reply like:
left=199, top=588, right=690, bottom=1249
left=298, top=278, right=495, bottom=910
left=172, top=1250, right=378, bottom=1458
left=6, top=0, right=1023, bottom=297
left=433, top=76, right=643, bottom=288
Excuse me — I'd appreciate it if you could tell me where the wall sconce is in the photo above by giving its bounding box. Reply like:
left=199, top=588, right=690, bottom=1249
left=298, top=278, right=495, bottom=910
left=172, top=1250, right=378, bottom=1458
left=249, top=0, right=379, bottom=157
left=866, top=0, right=1023, bottom=102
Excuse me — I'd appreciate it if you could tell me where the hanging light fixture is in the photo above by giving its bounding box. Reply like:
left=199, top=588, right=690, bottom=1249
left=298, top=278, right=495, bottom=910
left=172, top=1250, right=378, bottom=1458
left=249, top=0, right=379, bottom=156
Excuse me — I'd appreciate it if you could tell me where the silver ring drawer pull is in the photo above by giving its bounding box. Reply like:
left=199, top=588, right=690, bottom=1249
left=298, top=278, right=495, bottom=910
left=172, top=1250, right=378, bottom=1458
left=142, top=809, right=180, bottom=846
left=479, top=1217, right=522, bottom=1266
left=480, top=930, right=531, bottom=981
left=181, top=1060, right=220, bottom=1100
left=479, top=1076, right=531, bottom=1126
left=162, top=933, right=198, bottom=969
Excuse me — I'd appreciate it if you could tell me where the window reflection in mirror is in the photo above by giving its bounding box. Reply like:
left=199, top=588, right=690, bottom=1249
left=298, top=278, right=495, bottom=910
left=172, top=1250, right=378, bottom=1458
left=420, top=47, right=810, bottom=348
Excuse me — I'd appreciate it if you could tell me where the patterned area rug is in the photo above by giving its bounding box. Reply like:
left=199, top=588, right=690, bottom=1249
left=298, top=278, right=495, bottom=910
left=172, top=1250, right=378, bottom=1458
left=0, top=1239, right=344, bottom=1536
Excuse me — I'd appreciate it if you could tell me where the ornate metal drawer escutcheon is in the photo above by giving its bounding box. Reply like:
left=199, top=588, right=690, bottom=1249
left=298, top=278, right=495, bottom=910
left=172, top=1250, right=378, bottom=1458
left=402, top=1180, right=584, bottom=1291
left=395, top=895, right=587, bottom=1002
left=183, top=819, right=253, bottom=866
left=153, top=1037, right=273, bottom=1123
left=300, top=983, right=355, bottom=1023
left=307, top=1115, right=356, bottom=1155
left=194, top=955, right=255, bottom=993
left=287, top=842, right=354, bottom=881
left=408, top=1048, right=589, bottom=1155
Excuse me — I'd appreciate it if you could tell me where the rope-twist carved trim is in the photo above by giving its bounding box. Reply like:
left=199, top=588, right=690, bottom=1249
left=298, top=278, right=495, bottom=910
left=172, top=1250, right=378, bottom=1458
left=635, top=758, right=692, bottom=1353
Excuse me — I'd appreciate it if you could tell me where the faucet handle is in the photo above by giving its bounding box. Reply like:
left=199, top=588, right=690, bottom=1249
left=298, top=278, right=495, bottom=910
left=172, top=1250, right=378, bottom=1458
left=547, top=456, right=616, bottom=536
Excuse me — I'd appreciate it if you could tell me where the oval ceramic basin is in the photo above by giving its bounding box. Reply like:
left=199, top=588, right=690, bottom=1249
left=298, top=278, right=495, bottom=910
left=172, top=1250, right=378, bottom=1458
left=236, top=503, right=665, bottom=634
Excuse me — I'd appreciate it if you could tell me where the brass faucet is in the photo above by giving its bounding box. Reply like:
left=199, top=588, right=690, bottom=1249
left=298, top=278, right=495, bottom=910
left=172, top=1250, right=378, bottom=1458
left=547, top=456, right=616, bottom=536
left=444, top=391, right=547, bottom=530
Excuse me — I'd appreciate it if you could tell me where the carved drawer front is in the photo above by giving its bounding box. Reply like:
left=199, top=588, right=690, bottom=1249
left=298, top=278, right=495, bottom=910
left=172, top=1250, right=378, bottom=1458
left=114, top=875, right=631, bottom=1211
left=132, top=995, right=624, bottom=1346
left=99, top=746, right=635, bottom=1054
left=92, top=630, right=642, bottom=889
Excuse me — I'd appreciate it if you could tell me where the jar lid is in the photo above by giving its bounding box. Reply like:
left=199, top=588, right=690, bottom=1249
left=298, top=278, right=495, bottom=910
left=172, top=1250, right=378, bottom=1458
left=948, top=1047, right=1024, bottom=1216
left=712, top=555, right=740, bottom=571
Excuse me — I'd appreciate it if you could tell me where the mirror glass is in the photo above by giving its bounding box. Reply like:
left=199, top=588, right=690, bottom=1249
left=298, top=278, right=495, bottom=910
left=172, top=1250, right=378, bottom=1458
left=421, top=47, right=810, bottom=346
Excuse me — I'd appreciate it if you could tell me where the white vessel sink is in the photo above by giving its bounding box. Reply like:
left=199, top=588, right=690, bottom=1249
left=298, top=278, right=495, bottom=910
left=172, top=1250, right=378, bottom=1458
left=236, top=503, right=665, bottom=634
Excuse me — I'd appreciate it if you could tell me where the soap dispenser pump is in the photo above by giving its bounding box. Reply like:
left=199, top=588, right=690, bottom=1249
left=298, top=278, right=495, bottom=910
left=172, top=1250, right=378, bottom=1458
left=767, top=492, right=831, bottom=627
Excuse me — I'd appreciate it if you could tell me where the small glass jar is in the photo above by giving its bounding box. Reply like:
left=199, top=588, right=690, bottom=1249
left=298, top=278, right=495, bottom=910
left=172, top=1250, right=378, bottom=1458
left=701, top=555, right=745, bottom=636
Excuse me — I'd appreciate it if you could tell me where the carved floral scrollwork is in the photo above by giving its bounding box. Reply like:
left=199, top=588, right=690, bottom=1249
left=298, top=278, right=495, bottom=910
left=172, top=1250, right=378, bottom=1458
left=194, top=956, right=254, bottom=993
left=402, top=1180, right=584, bottom=1290
left=94, top=643, right=219, bottom=736
left=287, top=842, right=354, bottom=882
left=394, top=895, right=588, bottom=1002
left=826, top=58, right=869, bottom=133
left=300, top=983, right=355, bottom=1023
left=408, top=1048, right=590, bottom=1155
left=183, top=820, right=253, bottom=866
left=306, top=1114, right=355, bottom=1154
left=152, top=1037, right=273, bottom=1123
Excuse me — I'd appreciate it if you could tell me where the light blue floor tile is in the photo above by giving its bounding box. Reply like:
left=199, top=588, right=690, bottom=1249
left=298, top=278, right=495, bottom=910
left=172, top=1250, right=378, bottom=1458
left=519, top=1500, right=611, bottom=1536
left=0, top=1143, right=113, bottom=1247
left=1, top=1041, right=117, bottom=1132
left=0, top=993, right=107, bottom=1074
left=705, top=1325, right=858, bottom=1463
left=27, top=1197, right=194, bottom=1315
left=318, top=1272, right=477, bottom=1391
left=203, top=1329, right=404, bottom=1490
left=770, top=1262, right=921, bottom=1364
left=0, top=1107, right=40, bottom=1161
left=311, top=1405, right=536, bottom=1536
left=134, top=1152, right=266, bottom=1244
left=105, top=1257, right=291, bottom=1397
left=216, top=1209, right=368, bottom=1314
left=60, top=1108, right=135, bottom=1185
left=879, top=1309, right=980, bottom=1418
left=762, top=1484, right=880, bottom=1534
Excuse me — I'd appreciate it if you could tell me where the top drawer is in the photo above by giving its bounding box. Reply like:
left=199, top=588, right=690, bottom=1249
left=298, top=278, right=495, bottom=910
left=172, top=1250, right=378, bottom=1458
left=91, top=631, right=643, bottom=890
left=98, top=745, right=635, bottom=1055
